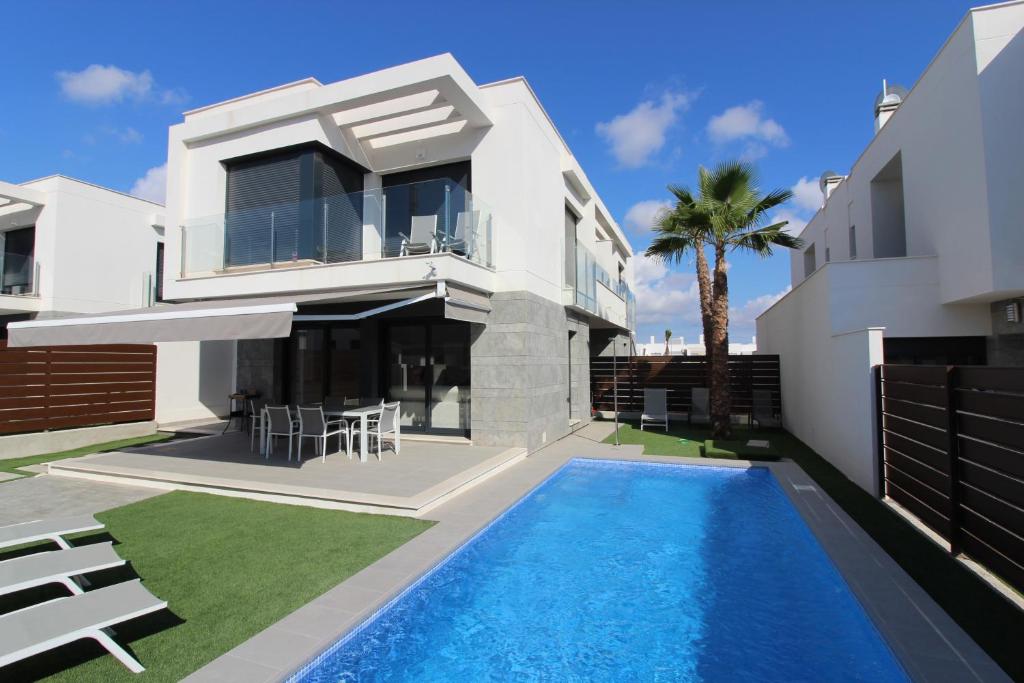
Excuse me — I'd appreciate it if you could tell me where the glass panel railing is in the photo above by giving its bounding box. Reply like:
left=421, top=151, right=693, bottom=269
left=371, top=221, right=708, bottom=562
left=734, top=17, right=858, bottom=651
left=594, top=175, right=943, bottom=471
left=574, top=243, right=598, bottom=313
left=0, top=251, right=36, bottom=296
left=180, top=179, right=493, bottom=277
left=380, top=178, right=492, bottom=268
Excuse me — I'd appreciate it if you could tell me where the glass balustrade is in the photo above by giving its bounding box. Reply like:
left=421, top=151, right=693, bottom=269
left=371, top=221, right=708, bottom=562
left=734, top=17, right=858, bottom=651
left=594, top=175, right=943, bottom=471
left=0, top=251, right=36, bottom=296
left=180, top=178, right=493, bottom=277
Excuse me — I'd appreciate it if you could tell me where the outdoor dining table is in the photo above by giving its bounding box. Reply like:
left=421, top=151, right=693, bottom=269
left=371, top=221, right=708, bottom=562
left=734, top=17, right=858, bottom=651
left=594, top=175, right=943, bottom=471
left=324, top=404, right=388, bottom=463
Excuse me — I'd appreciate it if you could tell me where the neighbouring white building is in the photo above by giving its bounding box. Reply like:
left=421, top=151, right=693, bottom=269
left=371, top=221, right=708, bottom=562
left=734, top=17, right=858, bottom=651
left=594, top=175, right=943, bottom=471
left=10, top=54, right=636, bottom=451
left=0, top=175, right=231, bottom=427
left=635, top=335, right=757, bottom=356
left=757, top=1, right=1024, bottom=493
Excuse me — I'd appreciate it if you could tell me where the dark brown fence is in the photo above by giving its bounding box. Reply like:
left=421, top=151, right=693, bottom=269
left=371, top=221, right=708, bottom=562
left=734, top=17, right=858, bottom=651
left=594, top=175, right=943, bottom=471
left=590, top=355, right=781, bottom=417
left=877, top=364, right=1024, bottom=593
left=0, top=341, right=157, bottom=435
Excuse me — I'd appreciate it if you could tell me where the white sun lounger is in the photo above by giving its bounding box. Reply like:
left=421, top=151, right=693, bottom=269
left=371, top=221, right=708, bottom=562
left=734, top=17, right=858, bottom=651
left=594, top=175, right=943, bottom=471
left=0, top=515, right=104, bottom=551
left=0, top=579, right=167, bottom=673
left=640, top=388, right=669, bottom=431
left=0, top=543, right=126, bottom=598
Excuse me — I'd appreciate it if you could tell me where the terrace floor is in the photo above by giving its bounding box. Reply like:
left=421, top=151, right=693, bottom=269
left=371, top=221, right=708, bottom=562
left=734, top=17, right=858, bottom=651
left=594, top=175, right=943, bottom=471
left=47, top=431, right=525, bottom=516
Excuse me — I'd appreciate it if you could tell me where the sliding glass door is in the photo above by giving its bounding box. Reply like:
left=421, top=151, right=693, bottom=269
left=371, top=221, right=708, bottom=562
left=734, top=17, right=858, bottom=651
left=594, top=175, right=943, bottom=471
left=286, top=325, right=362, bottom=405
left=386, top=322, right=470, bottom=435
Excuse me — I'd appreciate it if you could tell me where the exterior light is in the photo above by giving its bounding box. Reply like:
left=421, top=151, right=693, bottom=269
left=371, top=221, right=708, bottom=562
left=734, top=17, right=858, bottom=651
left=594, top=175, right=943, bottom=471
left=1007, top=301, right=1021, bottom=323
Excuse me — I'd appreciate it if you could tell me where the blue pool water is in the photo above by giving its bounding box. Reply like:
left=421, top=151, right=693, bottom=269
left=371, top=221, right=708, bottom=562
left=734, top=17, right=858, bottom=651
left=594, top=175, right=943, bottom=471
left=294, top=459, right=908, bottom=682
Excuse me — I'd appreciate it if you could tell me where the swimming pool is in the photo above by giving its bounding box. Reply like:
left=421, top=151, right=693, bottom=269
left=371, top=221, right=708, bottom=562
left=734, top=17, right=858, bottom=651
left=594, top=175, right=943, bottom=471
left=291, top=459, right=908, bottom=681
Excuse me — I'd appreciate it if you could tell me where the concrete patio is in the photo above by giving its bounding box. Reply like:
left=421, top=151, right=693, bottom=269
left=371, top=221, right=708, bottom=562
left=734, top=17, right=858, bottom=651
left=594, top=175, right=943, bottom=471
left=46, top=431, right=525, bottom=516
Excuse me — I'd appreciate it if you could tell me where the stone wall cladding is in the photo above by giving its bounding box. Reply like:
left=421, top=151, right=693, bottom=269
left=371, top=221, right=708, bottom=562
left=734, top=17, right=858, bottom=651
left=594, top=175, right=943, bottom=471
left=471, top=291, right=591, bottom=450
left=236, top=339, right=278, bottom=401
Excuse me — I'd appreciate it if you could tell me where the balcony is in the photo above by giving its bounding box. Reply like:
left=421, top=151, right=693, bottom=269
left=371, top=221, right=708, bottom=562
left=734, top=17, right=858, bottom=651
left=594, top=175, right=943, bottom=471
left=566, top=242, right=635, bottom=331
left=0, top=252, right=37, bottom=297
left=180, top=178, right=493, bottom=278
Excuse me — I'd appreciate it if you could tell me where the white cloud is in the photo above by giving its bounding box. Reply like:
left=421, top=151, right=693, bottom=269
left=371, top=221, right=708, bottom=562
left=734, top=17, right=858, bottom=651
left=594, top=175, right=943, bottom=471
left=623, top=199, right=672, bottom=234
left=632, top=254, right=702, bottom=326
left=56, top=64, right=187, bottom=106
left=730, top=286, right=791, bottom=331
left=596, top=92, right=694, bottom=168
left=707, top=100, right=789, bottom=147
left=790, top=176, right=823, bottom=213
left=129, top=163, right=167, bottom=204
left=57, top=65, right=154, bottom=104
left=117, top=127, right=144, bottom=144
left=771, top=209, right=808, bottom=236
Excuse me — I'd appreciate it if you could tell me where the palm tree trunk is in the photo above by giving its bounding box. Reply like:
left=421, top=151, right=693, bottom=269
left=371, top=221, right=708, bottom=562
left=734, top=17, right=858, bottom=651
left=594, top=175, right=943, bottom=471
left=694, top=245, right=714, bottom=389
left=694, top=245, right=713, bottom=347
left=709, top=243, right=731, bottom=438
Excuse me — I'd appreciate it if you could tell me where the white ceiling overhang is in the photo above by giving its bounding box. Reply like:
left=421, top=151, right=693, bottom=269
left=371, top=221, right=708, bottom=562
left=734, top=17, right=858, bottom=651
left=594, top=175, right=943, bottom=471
left=180, top=55, right=492, bottom=163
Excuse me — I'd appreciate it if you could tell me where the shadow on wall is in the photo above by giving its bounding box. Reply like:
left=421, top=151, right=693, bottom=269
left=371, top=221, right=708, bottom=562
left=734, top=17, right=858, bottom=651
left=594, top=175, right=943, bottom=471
left=198, top=340, right=236, bottom=416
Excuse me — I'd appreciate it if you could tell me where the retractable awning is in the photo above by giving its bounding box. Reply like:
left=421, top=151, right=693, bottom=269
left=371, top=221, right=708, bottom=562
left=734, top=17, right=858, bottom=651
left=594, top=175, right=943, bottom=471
left=6, top=281, right=490, bottom=347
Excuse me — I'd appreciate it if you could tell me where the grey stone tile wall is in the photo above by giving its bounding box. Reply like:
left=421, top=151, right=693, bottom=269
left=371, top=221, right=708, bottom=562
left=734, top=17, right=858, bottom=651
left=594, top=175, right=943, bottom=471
left=471, top=292, right=591, bottom=450
left=236, top=339, right=279, bottom=401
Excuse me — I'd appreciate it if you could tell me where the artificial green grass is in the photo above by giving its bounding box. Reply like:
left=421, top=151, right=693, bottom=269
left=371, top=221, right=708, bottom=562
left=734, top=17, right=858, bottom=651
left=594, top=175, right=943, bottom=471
left=604, top=422, right=780, bottom=461
left=0, top=433, right=172, bottom=479
left=0, top=491, right=433, bottom=682
left=604, top=420, right=1024, bottom=681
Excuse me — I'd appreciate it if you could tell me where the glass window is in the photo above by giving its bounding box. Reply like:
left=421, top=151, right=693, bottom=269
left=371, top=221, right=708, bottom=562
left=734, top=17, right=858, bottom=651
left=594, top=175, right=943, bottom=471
left=0, top=226, right=35, bottom=295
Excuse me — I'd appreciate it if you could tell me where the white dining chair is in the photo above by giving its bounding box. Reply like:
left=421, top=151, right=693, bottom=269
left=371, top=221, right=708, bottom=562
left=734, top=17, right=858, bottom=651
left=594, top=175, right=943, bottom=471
left=358, top=401, right=400, bottom=461
left=297, top=406, right=349, bottom=463
left=265, top=406, right=299, bottom=460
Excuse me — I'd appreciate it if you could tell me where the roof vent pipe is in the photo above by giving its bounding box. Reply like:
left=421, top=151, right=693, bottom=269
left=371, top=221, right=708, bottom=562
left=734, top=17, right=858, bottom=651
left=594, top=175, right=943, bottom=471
left=874, top=79, right=907, bottom=133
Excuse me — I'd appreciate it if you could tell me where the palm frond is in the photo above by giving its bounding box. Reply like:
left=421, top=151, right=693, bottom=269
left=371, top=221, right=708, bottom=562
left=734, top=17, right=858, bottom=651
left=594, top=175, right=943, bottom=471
left=728, top=222, right=804, bottom=257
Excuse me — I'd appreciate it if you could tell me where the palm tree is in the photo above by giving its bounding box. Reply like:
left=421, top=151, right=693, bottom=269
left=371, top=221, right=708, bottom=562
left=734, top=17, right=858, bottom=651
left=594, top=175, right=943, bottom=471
left=663, top=329, right=672, bottom=355
left=646, top=161, right=800, bottom=437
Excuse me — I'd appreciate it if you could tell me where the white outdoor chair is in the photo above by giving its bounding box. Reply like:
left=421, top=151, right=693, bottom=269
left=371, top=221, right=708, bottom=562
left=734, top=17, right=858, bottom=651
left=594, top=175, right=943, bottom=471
left=640, top=388, right=669, bottom=431
left=752, top=390, right=781, bottom=429
left=0, top=579, right=166, bottom=673
left=399, top=215, right=438, bottom=256
left=297, top=406, right=350, bottom=463
left=356, top=401, right=400, bottom=461
left=265, top=406, right=299, bottom=460
left=0, top=515, right=104, bottom=552
left=441, top=210, right=478, bottom=257
left=248, top=398, right=267, bottom=454
left=689, top=387, right=710, bottom=426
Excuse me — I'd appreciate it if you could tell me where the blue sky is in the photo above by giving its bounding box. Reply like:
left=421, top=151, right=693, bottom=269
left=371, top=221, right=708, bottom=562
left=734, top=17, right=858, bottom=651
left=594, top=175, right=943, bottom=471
left=3, top=0, right=976, bottom=342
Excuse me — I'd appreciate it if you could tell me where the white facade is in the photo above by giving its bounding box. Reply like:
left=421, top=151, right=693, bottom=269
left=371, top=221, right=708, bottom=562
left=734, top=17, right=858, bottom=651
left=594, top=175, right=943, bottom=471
left=757, top=1, right=1024, bottom=493
left=0, top=176, right=163, bottom=316
left=163, top=54, right=634, bottom=330
left=155, top=54, right=635, bottom=448
left=0, top=175, right=232, bottom=426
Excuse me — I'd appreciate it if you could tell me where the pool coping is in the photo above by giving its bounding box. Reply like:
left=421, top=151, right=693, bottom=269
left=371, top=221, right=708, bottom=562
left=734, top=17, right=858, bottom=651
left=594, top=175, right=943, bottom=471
left=182, top=439, right=1011, bottom=683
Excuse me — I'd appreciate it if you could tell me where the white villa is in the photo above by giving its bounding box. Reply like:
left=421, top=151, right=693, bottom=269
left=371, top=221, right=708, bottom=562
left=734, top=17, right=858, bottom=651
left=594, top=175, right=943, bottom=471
left=8, top=54, right=637, bottom=452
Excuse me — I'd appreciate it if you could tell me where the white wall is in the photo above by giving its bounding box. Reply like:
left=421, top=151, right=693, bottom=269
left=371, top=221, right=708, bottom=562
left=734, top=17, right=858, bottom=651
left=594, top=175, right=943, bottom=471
left=757, top=266, right=884, bottom=493
left=791, top=7, right=1024, bottom=305
left=155, top=340, right=236, bottom=424
left=19, top=176, right=162, bottom=314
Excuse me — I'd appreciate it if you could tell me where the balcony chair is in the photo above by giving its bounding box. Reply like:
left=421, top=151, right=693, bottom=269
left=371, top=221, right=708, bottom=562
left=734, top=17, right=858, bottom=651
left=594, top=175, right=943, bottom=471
left=297, top=406, right=350, bottom=462
left=265, top=406, right=299, bottom=460
left=399, top=215, right=438, bottom=256
left=640, top=388, right=669, bottom=431
left=440, top=210, right=478, bottom=257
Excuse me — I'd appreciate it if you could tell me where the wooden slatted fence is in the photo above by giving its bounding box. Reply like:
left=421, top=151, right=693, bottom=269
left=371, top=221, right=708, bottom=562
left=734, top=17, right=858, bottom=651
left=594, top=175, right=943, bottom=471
left=0, top=340, right=156, bottom=435
left=877, top=364, right=1024, bottom=592
left=590, top=355, right=781, bottom=418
